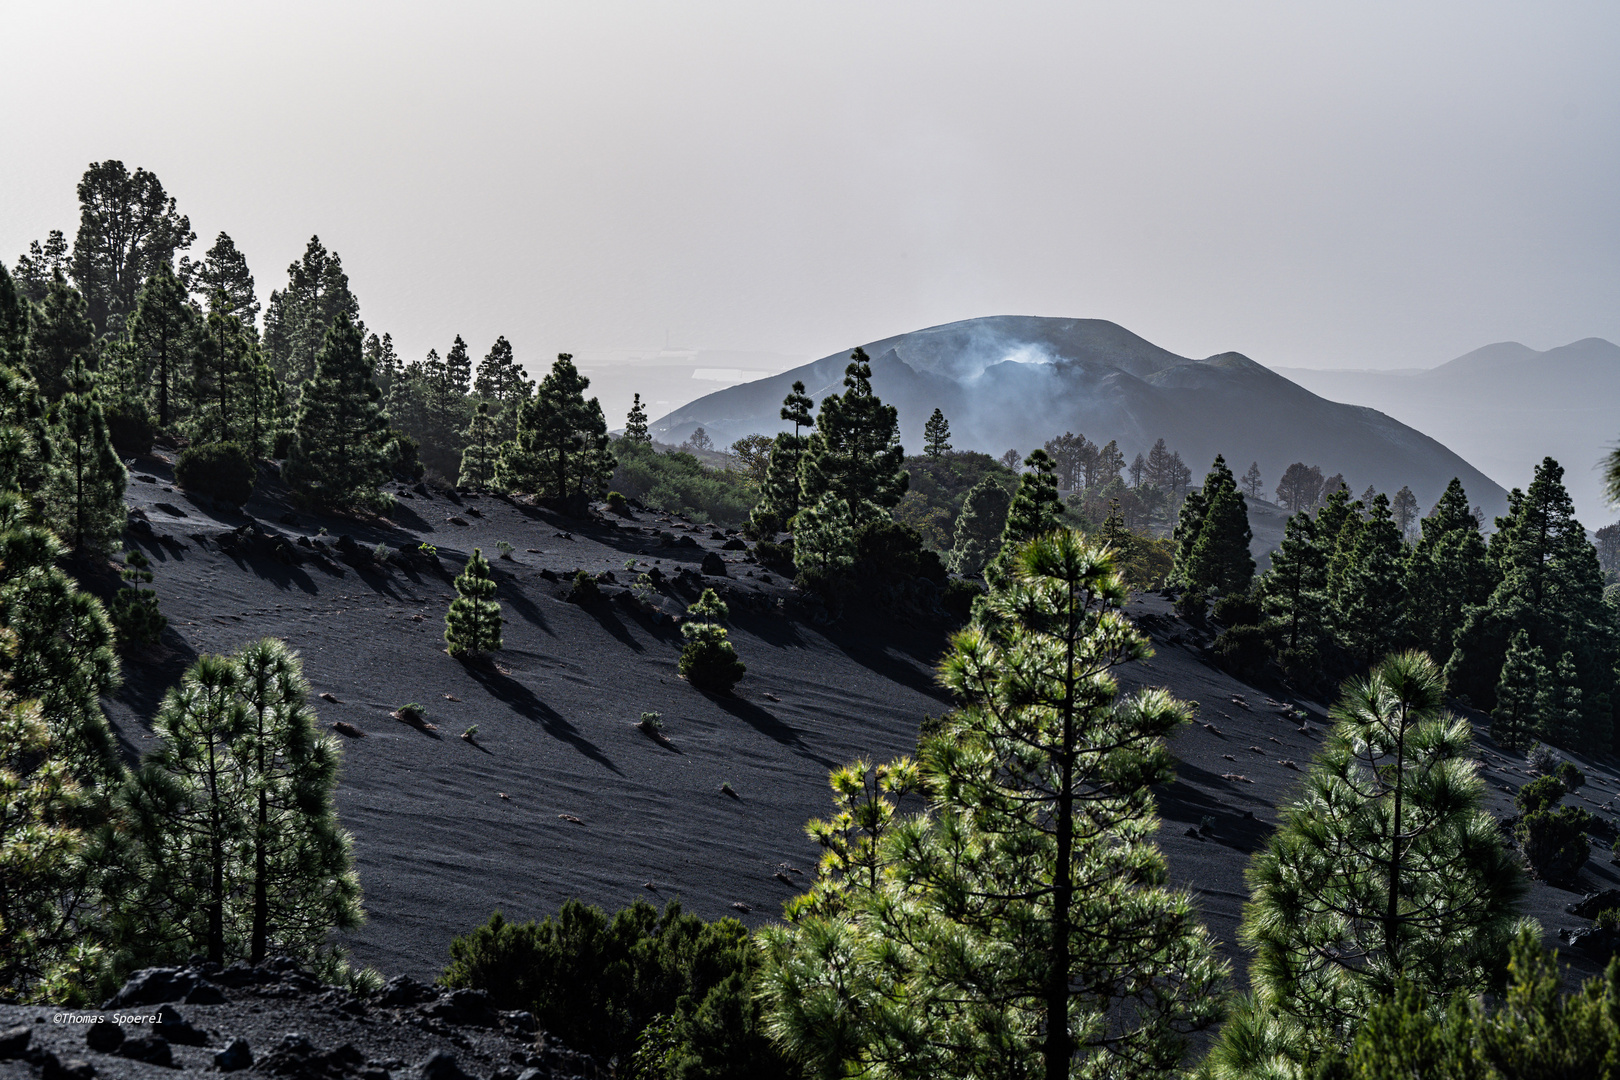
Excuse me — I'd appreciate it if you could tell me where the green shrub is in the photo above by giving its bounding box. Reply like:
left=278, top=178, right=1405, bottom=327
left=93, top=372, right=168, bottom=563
left=680, top=589, right=744, bottom=693
left=1526, top=743, right=1560, bottom=776
left=174, top=441, right=256, bottom=505
left=1597, top=908, right=1620, bottom=930
left=443, top=901, right=798, bottom=1078
left=1517, top=806, right=1590, bottom=883
left=387, top=431, right=425, bottom=481
left=272, top=428, right=294, bottom=458
left=102, top=395, right=154, bottom=458
left=605, top=490, right=630, bottom=516
left=1516, top=774, right=1567, bottom=816
left=568, top=569, right=602, bottom=605
left=1214, top=623, right=1272, bottom=678
left=1175, top=587, right=1208, bottom=621
left=1555, top=760, right=1587, bottom=791
left=753, top=539, right=795, bottom=573
left=609, top=439, right=756, bottom=525
left=110, top=548, right=165, bottom=647
left=1211, top=590, right=1261, bottom=627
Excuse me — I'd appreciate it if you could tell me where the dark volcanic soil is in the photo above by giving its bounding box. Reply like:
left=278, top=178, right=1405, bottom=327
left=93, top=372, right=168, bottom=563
left=104, top=451, right=1620, bottom=990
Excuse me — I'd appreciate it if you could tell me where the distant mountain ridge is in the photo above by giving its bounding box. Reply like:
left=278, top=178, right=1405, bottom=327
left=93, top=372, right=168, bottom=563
left=1274, top=337, right=1620, bottom=524
left=650, top=316, right=1510, bottom=522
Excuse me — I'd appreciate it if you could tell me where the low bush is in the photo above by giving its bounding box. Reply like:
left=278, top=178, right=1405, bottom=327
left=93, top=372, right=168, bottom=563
left=1214, top=623, right=1272, bottom=679
left=1211, top=590, right=1261, bottom=627
left=1526, top=743, right=1560, bottom=776
left=1517, top=806, right=1591, bottom=883
left=174, top=441, right=256, bottom=505
left=609, top=439, right=756, bottom=525
left=1556, top=760, right=1587, bottom=791
left=102, top=394, right=154, bottom=458
left=443, top=901, right=798, bottom=1079
left=605, top=490, right=630, bottom=516
left=1516, top=774, right=1567, bottom=816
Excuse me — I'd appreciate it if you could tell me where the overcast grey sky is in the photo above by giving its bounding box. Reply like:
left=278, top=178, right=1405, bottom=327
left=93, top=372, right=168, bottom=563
left=4, top=1, right=1617, bottom=396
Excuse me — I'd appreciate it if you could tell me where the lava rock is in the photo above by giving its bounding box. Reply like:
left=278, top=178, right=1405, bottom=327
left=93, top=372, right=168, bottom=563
left=118, top=1035, right=173, bottom=1067
left=416, top=1050, right=477, bottom=1079
left=374, top=974, right=438, bottom=1008
left=214, top=1036, right=254, bottom=1072
left=102, top=966, right=204, bottom=1007
left=155, top=1003, right=208, bottom=1045
left=721, top=537, right=748, bottom=551
left=184, top=979, right=229, bottom=1004
left=0, top=1024, right=30, bottom=1058
left=1569, top=888, right=1620, bottom=919
left=41, top=1052, right=96, bottom=1079
left=154, top=502, right=188, bottom=517
left=700, top=552, right=728, bottom=576
left=420, top=988, right=500, bottom=1028
left=84, top=1021, right=123, bottom=1054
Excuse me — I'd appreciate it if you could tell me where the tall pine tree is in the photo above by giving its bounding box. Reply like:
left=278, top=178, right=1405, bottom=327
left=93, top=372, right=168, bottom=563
left=983, top=448, right=1063, bottom=591
left=496, top=353, right=612, bottom=500
left=1259, top=510, right=1328, bottom=670
left=262, top=236, right=359, bottom=387
left=123, top=261, right=203, bottom=429
left=1491, top=629, right=1546, bottom=751
left=1404, top=478, right=1494, bottom=665
left=284, top=314, right=391, bottom=509
left=1332, top=492, right=1407, bottom=667
left=44, top=367, right=127, bottom=554
left=946, top=475, right=1012, bottom=576
left=923, top=408, right=951, bottom=458
left=69, top=160, right=194, bottom=334
left=623, top=393, right=651, bottom=444
left=445, top=550, right=503, bottom=658
left=458, top=403, right=500, bottom=489
left=748, top=381, right=815, bottom=537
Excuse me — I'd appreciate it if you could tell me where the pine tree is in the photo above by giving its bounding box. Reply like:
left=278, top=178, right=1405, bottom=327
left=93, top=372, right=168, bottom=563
left=1207, top=652, right=1525, bottom=1078
left=69, top=160, right=195, bottom=334
left=12, top=230, right=70, bottom=303
left=458, top=403, right=500, bottom=489
left=284, top=314, right=391, bottom=509
left=1446, top=458, right=1617, bottom=750
left=761, top=531, right=1227, bottom=1079
left=25, top=273, right=97, bottom=402
left=1260, top=510, right=1328, bottom=668
left=116, top=641, right=362, bottom=968
left=232, top=638, right=363, bottom=964
left=183, top=231, right=259, bottom=329
left=123, top=261, right=203, bottom=429
left=262, top=236, right=360, bottom=387
left=472, top=336, right=532, bottom=445
left=110, top=548, right=166, bottom=647
left=1242, top=461, right=1264, bottom=500
left=497, top=353, right=607, bottom=500
left=679, top=589, right=744, bottom=693
left=923, top=408, right=951, bottom=458
left=1186, top=477, right=1255, bottom=596
left=1045, top=431, right=1095, bottom=492
left=1536, top=651, right=1583, bottom=749
left=748, top=381, right=816, bottom=536
left=1391, top=485, right=1419, bottom=539
left=192, top=306, right=255, bottom=444
left=445, top=549, right=504, bottom=659
left=44, top=368, right=128, bottom=554
left=983, top=447, right=1063, bottom=590
left=1275, top=462, right=1326, bottom=512
left=624, top=393, right=651, bottom=443
left=365, top=331, right=402, bottom=394
left=946, top=475, right=1012, bottom=576
left=1491, top=629, right=1545, bottom=750
left=794, top=352, right=907, bottom=571
left=1332, top=493, right=1406, bottom=666
left=1404, top=478, right=1494, bottom=665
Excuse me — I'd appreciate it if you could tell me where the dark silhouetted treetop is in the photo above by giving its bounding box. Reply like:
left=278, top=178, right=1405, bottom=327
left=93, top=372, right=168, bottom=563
left=1404, top=477, right=1493, bottom=666
left=685, top=427, right=713, bottom=453
left=1044, top=430, right=1095, bottom=492
left=182, top=231, right=259, bottom=328
left=946, top=474, right=1012, bottom=576
left=0, top=265, right=28, bottom=369
left=1174, top=455, right=1245, bottom=592
left=923, top=407, right=951, bottom=458
left=44, top=370, right=127, bottom=554
left=779, top=379, right=815, bottom=435
left=623, top=393, right=651, bottom=444
left=1275, top=461, right=1325, bottom=513
left=262, top=235, right=360, bottom=387
left=459, top=402, right=500, bottom=490
left=284, top=313, right=391, bottom=508
left=12, top=229, right=70, bottom=302
left=497, top=353, right=613, bottom=501
left=69, top=160, right=195, bottom=334
left=1261, top=509, right=1328, bottom=666
left=1186, top=472, right=1254, bottom=597
left=1242, top=460, right=1264, bottom=500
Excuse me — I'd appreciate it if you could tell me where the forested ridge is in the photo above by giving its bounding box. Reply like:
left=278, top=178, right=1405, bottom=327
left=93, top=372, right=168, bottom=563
left=5, top=158, right=1620, bottom=1079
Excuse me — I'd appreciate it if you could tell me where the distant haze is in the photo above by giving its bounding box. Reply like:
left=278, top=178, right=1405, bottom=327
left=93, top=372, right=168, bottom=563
left=3, top=2, right=1619, bottom=415
left=1275, top=338, right=1620, bottom=526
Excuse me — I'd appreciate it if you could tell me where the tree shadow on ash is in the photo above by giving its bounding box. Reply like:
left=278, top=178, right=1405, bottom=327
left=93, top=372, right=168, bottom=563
left=464, top=663, right=621, bottom=775
left=823, top=629, right=953, bottom=703
left=494, top=579, right=553, bottom=636
left=710, top=693, right=837, bottom=769
left=570, top=598, right=644, bottom=653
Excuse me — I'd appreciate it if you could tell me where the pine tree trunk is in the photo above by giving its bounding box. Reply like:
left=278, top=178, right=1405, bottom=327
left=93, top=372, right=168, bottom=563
left=207, top=740, right=226, bottom=967
left=1045, top=609, right=1079, bottom=1080
left=252, top=786, right=268, bottom=963
left=1384, top=703, right=1406, bottom=979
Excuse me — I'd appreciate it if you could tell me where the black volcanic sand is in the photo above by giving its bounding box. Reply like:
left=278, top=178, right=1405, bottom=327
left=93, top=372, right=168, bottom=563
left=106, top=451, right=1620, bottom=989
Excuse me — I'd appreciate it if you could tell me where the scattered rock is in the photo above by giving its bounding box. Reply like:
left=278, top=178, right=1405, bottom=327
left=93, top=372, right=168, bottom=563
left=118, top=1035, right=173, bottom=1067
left=762, top=692, right=780, bottom=702
left=1279, top=760, right=1299, bottom=770
left=332, top=721, right=365, bottom=738
left=416, top=1050, right=477, bottom=1079
left=720, top=782, right=738, bottom=799
left=446, top=516, right=470, bottom=526
left=103, top=966, right=207, bottom=1007
left=320, top=692, right=343, bottom=704
left=1568, top=888, right=1620, bottom=919
left=127, top=517, right=154, bottom=536
left=558, top=814, right=584, bottom=825
left=154, top=502, right=188, bottom=517
left=155, top=1003, right=208, bottom=1045
left=700, top=552, right=728, bottom=576
left=85, top=1021, right=123, bottom=1054
left=465, top=507, right=482, bottom=518
left=135, top=473, right=157, bottom=483
left=731, top=902, right=752, bottom=913
left=0, top=1024, right=30, bottom=1058
left=215, top=1036, right=253, bottom=1071
left=774, top=871, right=794, bottom=885
left=443, top=694, right=460, bottom=701
left=373, top=974, right=438, bottom=1008
left=280, top=513, right=299, bottom=526
left=420, top=988, right=500, bottom=1028
left=43, top=1053, right=96, bottom=1078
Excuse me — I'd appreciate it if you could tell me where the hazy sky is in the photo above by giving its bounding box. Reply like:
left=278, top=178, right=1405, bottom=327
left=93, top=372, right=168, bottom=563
left=4, top=1, right=1618, bottom=403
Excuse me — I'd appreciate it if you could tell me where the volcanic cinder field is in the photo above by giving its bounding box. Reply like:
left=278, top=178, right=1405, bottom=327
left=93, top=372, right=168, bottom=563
left=105, top=448, right=1620, bottom=988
